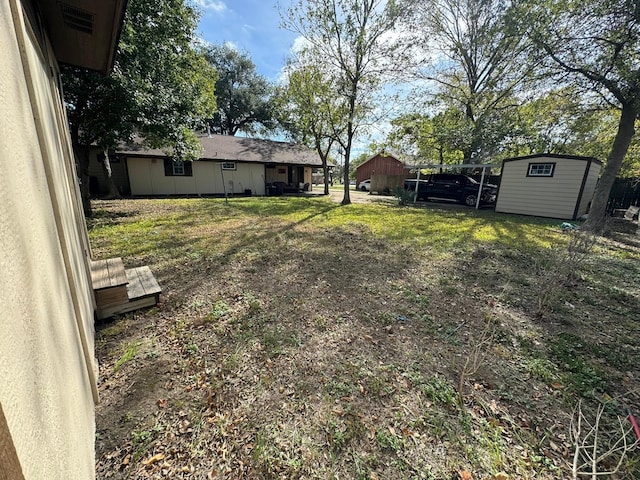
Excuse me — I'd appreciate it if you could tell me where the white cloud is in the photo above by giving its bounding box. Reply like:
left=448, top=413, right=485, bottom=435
left=290, top=35, right=310, bottom=55
left=194, top=0, right=226, bottom=12
left=223, top=40, right=239, bottom=51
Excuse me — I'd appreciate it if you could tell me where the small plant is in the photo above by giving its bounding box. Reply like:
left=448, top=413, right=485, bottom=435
left=535, top=230, right=596, bottom=315
left=524, top=357, right=560, bottom=383
left=456, top=319, right=495, bottom=404
left=395, top=186, right=415, bottom=206
left=375, top=428, right=404, bottom=452
left=114, top=341, right=139, bottom=372
left=242, top=292, right=262, bottom=315
left=570, top=400, right=640, bottom=479
left=207, top=300, right=231, bottom=323
left=184, top=342, right=199, bottom=356
left=422, top=376, right=459, bottom=409
left=549, top=333, right=609, bottom=396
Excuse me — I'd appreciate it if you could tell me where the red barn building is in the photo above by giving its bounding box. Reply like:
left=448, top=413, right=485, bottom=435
left=355, top=154, right=411, bottom=193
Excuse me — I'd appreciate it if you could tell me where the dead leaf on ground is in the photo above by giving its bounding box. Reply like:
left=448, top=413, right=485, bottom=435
left=142, top=453, right=164, bottom=466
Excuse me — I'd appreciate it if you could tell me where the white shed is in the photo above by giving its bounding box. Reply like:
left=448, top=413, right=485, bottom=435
left=495, top=154, right=602, bottom=220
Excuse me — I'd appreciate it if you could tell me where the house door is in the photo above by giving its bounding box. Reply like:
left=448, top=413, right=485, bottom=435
left=289, top=166, right=303, bottom=185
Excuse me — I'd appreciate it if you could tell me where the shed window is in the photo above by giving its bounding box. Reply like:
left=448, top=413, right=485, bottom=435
left=221, top=162, right=236, bottom=171
left=527, top=163, right=555, bottom=177
left=172, top=161, right=185, bottom=175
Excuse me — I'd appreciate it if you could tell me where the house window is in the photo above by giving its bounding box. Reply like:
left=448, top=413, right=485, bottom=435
left=221, top=162, right=236, bottom=171
left=173, top=160, right=185, bottom=176
left=163, top=158, right=192, bottom=176
left=527, top=163, right=555, bottom=177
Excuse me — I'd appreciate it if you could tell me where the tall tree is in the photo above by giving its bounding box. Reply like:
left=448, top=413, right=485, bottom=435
left=400, top=0, right=536, bottom=163
left=525, top=0, right=640, bottom=232
left=276, top=62, right=345, bottom=194
left=282, top=0, right=402, bottom=205
left=62, top=0, right=216, bottom=215
left=385, top=109, right=469, bottom=165
left=202, top=44, right=276, bottom=136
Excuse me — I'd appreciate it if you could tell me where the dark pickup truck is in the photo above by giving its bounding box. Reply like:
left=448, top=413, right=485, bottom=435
left=404, top=174, right=497, bottom=206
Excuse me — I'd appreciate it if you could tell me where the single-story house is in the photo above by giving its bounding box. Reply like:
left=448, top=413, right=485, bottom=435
left=355, top=153, right=411, bottom=193
left=1, top=0, right=126, bottom=478
left=90, top=135, right=323, bottom=196
left=495, top=154, right=602, bottom=220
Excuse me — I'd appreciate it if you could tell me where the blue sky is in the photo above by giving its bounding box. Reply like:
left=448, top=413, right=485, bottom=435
left=195, top=0, right=297, bottom=81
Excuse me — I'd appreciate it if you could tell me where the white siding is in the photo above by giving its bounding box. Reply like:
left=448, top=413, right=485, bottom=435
left=496, top=156, right=590, bottom=219
left=128, top=157, right=266, bottom=196
left=127, top=157, right=154, bottom=195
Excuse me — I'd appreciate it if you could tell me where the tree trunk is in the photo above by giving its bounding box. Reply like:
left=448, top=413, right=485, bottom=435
left=77, top=146, right=92, bottom=216
left=323, top=160, right=330, bottom=195
left=342, top=132, right=353, bottom=206
left=70, top=128, right=92, bottom=217
left=584, top=103, right=638, bottom=233
left=100, top=149, right=121, bottom=199
left=341, top=97, right=357, bottom=205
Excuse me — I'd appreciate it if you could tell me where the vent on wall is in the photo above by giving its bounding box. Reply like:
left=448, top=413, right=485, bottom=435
left=58, top=2, right=94, bottom=34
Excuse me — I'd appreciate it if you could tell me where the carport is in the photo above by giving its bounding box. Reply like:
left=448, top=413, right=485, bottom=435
left=408, top=163, right=501, bottom=209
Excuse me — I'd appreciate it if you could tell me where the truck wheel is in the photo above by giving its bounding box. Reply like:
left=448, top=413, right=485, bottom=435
left=464, top=194, right=477, bottom=206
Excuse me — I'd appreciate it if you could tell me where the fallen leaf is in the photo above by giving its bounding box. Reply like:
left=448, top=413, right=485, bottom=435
left=142, top=453, right=165, bottom=466
left=493, top=473, right=508, bottom=480
left=458, top=470, right=473, bottom=480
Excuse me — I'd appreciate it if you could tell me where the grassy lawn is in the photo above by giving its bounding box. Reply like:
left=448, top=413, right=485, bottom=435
left=90, top=197, right=640, bottom=479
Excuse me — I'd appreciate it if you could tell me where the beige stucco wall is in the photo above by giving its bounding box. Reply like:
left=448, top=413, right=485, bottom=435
left=127, top=157, right=266, bottom=195
left=496, top=156, right=591, bottom=219
left=1, top=1, right=97, bottom=478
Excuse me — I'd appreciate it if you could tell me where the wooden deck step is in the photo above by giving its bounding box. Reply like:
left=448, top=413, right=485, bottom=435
left=91, top=258, right=129, bottom=310
left=91, top=258, right=127, bottom=289
left=96, top=266, right=162, bottom=319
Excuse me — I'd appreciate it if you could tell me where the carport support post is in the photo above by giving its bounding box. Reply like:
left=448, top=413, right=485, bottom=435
left=413, top=168, right=421, bottom=204
left=475, top=167, right=487, bottom=210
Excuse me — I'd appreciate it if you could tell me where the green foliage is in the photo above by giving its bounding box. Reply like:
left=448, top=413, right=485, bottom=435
left=202, top=44, right=276, bottom=136
left=276, top=62, right=344, bottom=193
left=400, top=0, right=536, bottom=163
left=385, top=110, right=466, bottom=164
left=549, top=333, right=609, bottom=396
left=114, top=341, right=140, bottom=372
left=282, top=0, right=403, bottom=202
left=117, top=0, right=217, bottom=154
left=422, top=376, right=459, bottom=410
left=207, top=300, right=231, bottom=323
left=394, top=186, right=414, bottom=205
left=62, top=0, right=217, bottom=214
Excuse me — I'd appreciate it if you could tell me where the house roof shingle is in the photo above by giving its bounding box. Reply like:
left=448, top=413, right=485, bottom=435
left=118, top=135, right=323, bottom=167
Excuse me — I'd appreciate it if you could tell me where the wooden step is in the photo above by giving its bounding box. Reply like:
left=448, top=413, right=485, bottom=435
left=96, top=266, right=162, bottom=319
left=91, top=258, right=127, bottom=289
left=91, top=258, right=129, bottom=310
